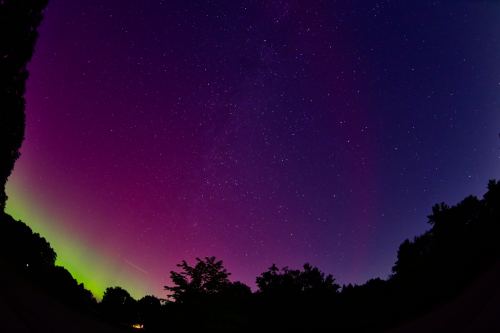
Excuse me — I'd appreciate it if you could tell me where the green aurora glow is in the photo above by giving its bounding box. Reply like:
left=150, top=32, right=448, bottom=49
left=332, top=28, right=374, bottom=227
left=5, top=176, right=155, bottom=301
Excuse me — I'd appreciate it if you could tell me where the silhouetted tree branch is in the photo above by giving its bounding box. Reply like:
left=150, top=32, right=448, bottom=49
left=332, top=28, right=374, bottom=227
left=0, top=0, right=49, bottom=210
left=165, top=256, right=231, bottom=303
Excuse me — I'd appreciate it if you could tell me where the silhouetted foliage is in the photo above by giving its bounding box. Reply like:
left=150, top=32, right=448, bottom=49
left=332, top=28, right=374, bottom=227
left=44, top=265, right=97, bottom=307
left=3, top=177, right=500, bottom=332
left=391, top=230, right=433, bottom=277
left=164, top=256, right=232, bottom=303
left=380, top=179, right=500, bottom=327
left=0, top=0, right=49, bottom=210
left=101, top=286, right=138, bottom=325
left=153, top=181, right=500, bottom=333
left=2, top=1, right=500, bottom=331
left=251, top=263, right=340, bottom=332
left=393, top=180, right=500, bottom=281
left=138, top=294, right=162, bottom=310
left=337, top=278, right=392, bottom=332
left=162, top=257, right=252, bottom=332
left=220, top=280, right=252, bottom=297
left=0, top=211, right=99, bottom=324
left=256, top=262, right=340, bottom=296
left=137, top=295, right=162, bottom=329
left=0, top=212, right=56, bottom=271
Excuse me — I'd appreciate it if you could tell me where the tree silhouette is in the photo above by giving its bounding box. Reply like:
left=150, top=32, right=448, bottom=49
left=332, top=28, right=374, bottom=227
left=256, top=262, right=339, bottom=295
left=385, top=179, right=500, bottom=326
left=220, top=280, right=252, bottom=297
left=138, top=295, right=162, bottom=310
left=164, top=256, right=231, bottom=303
left=44, top=265, right=96, bottom=306
left=101, top=286, right=137, bottom=324
left=137, top=295, right=162, bottom=330
left=253, top=263, right=340, bottom=332
left=391, top=231, right=433, bottom=278
left=162, top=257, right=252, bottom=332
left=0, top=0, right=49, bottom=210
left=0, top=212, right=56, bottom=271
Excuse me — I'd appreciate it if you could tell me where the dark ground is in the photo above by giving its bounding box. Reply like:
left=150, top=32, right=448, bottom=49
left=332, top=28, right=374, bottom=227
left=1, top=256, right=500, bottom=332
left=0, top=257, right=127, bottom=333
left=385, top=259, right=500, bottom=333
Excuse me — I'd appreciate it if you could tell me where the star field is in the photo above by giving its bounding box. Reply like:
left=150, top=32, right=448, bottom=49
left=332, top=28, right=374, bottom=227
left=6, top=0, right=500, bottom=299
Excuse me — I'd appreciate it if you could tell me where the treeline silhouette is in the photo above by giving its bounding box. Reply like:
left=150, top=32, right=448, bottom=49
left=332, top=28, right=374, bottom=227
left=100, top=180, right=500, bottom=332
left=0, top=212, right=97, bottom=311
left=3, top=1, right=500, bottom=331
left=1, top=179, right=500, bottom=332
left=0, top=0, right=49, bottom=210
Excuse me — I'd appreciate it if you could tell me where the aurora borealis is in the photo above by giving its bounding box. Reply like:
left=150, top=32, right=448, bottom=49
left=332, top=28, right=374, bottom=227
left=5, top=0, right=500, bottom=300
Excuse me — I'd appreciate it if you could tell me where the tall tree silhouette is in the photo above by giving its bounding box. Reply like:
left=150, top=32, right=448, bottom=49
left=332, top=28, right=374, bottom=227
left=162, top=257, right=251, bottom=332
left=253, top=263, right=340, bottom=332
left=101, top=286, right=137, bottom=324
left=164, top=256, right=231, bottom=303
left=0, top=0, right=49, bottom=210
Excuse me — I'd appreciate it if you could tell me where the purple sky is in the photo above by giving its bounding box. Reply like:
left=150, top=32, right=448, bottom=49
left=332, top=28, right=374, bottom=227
left=6, top=0, right=500, bottom=299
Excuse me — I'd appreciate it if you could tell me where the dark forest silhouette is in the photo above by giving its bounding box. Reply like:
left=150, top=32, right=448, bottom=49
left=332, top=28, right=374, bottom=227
left=2, top=180, right=500, bottom=332
left=2, top=1, right=500, bottom=332
left=0, top=0, right=49, bottom=210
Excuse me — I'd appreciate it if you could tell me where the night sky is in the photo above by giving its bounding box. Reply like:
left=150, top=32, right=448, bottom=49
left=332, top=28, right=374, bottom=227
left=6, top=0, right=500, bottom=300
